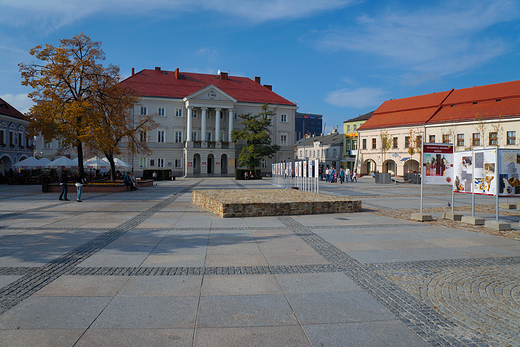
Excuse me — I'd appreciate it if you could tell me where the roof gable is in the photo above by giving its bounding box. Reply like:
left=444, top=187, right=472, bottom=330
left=0, top=97, right=26, bottom=121
left=184, top=85, right=237, bottom=103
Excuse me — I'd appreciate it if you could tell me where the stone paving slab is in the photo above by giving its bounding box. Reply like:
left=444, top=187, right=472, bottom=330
left=0, top=179, right=519, bottom=346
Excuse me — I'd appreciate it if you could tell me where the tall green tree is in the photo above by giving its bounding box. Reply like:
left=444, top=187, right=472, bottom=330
left=231, top=104, right=280, bottom=169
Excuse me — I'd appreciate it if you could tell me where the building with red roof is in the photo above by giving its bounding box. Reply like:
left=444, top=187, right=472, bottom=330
left=119, top=68, right=298, bottom=177
left=0, top=97, right=34, bottom=176
left=355, top=80, right=520, bottom=177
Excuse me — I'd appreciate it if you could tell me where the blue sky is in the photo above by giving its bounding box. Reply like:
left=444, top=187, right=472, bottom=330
left=1, top=0, right=519, bottom=134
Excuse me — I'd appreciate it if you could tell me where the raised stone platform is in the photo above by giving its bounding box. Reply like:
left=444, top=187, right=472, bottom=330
left=192, top=189, right=362, bottom=218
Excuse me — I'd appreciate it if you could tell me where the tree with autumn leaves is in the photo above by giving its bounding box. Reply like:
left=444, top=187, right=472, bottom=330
left=19, top=33, right=155, bottom=180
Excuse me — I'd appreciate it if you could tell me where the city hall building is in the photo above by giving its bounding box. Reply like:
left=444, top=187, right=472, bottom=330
left=120, top=68, right=297, bottom=177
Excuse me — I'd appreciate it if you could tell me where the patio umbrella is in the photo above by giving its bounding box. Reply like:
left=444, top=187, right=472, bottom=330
left=44, top=156, right=78, bottom=169
left=101, top=157, right=132, bottom=170
left=84, top=157, right=109, bottom=170
left=13, top=157, right=44, bottom=169
left=38, top=157, right=51, bottom=165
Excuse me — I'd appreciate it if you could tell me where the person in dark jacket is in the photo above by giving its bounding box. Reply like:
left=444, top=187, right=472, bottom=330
left=58, top=166, right=69, bottom=201
left=75, top=169, right=86, bottom=202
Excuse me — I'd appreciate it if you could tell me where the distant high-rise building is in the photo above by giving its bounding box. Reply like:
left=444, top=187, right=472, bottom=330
left=295, top=112, right=323, bottom=141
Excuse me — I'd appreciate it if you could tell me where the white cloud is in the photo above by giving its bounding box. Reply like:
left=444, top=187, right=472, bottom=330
left=325, top=87, right=386, bottom=108
left=318, top=0, right=519, bottom=82
left=0, top=0, right=357, bottom=32
left=0, top=93, right=34, bottom=114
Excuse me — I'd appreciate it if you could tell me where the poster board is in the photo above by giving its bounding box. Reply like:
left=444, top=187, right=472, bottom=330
left=451, top=148, right=520, bottom=196
left=422, top=144, right=454, bottom=185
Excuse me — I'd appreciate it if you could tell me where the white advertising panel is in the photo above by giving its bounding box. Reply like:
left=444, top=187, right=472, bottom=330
left=303, top=161, right=307, bottom=178
left=498, top=149, right=520, bottom=196
left=453, top=149, right=499, bottom=196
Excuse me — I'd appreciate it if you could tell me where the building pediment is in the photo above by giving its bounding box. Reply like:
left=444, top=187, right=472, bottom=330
left=184, top=85, right=237, bottom=106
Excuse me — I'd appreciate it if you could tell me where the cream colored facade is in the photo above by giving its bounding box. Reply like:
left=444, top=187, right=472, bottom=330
left=356, top=126, right=423, bottom=176
left=425, top=117, right=520, bottom=152
left=121, top=85, right=297, bottom=177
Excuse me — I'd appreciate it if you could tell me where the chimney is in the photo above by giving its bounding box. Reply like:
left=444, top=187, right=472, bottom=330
left=174, top=68, right=180, bottom=79
left=255, top=76, right=261, bottom=84
left=155, top=67, right=161, bottom=71
left=264, top=84, right=272, bottom=91
left=131, top=68, right=135, bottom=76
left=220, top=72, right=228, bottom=80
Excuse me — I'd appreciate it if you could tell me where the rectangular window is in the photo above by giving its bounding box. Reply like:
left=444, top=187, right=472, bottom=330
left=157, top=158, right=164, bottom=168
left=0, top=130, right=4, bottom=145
left=442, top=134, right=450, bottom=144
left=175, top=158, right=182, bottom=168
left=347, top=125, right=351, bottom=133
left=405, top=136, right=410, bottom=148
left=192, top=110, right=197, bottom=118
left=317, top=150, right=320, bottom=157
left=300, top=150, right=303, bottom=157
left=372, top=138, right=376, bottom=149
left=192, top=131, right=197, bottom=141
left=43, top=140, right=52, bottom=149
left=457, top=134, right=464, bottom=146
left=18, top=133, right=23, bottom=147
left=507, top=131, right=516, bottom=145
left=262, top=159, right=267, bottom=168
left=362, top=139, right=367, bottom=150
left=472, top=133, right=480, bottom=146
left=139, top=158, right=146, bottom=168
left=416, top=135, right=422, bottom=148
left=140, top=131, right=147, bottom=142
left=333, top=149, right=337, bottom=157
left=150, top=159, right=155, bottom=167
left=313, top=150, right=316, bottom=157
left=280, top=134, right=287, bottom=146
left=175, top=108, right=183, bottom=117
left=175, top=131, right=183, bottom=143
left=353, top=124, right=357, bottom=131
left=56, top=139, right=63, bottom=148
left=206, top=132, right=212, bottom=142
left=429, top=135, right=435, bottom=143
left=140, top=107, right=147, bottom=115
left=158, top=108, right=165, bottom=116
left=353, top=140, right=357, bottom=150
left=393, top=137, right=398, bottom=149
left=347, top=142, right=351, bottom=151
left=326, top=149, right=329, bottom=157
left=157, top=130, right=165, bottom=143
left=281, top=114, right=287, bottom=122
left=9, top=132, right=13, bottom=145
left=489, top=132, right=498, bottom=145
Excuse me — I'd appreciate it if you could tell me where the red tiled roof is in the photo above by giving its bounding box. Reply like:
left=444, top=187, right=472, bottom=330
left=359, top=107, right=440, bottom=130
left=429, top=97, right=520, bottom=124
left=374, top=91, right=451, bottom=114
left=120, top=69, right=296, bottom=106
left=443, top=80, right=520, bottom=105
left=359, top=79, right=520, bottom=131
left=0, top=97, right=26, bottom=121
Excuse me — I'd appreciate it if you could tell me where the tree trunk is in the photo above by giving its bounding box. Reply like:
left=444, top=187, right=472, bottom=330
left=77, top=142, right=84, bottom=176
left=104, top=153, right=117, bottom=182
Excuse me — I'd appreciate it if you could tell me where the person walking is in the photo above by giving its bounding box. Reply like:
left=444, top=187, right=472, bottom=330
left=345, top=167, right=351, bottom=182
left=339, top=167, right=345, bottom=184
left=325, top=166, right=330, bottom=183
left=352, top=170, right=357, bottom=182
left=58, top=166, right=69, bottom=201
left=75, top=169, right=86, bottom=202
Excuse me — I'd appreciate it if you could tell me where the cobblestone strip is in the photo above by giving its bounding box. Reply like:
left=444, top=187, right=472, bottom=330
left=0, top=267, right=39, bottom=276
left=67, top=264, right=340, bottom=276
left=0, top=180, right=203, bottom=315
left=277, top=216, right=489, bottom=347
left=367, top=256, right=520, bottom=272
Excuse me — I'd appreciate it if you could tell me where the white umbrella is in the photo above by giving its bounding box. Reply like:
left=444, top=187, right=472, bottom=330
left=45, top=156, right=78, bottom=169
left=84, top=157, right=109, bottom=169
left=13, top=157, right=44, bottom=169
left=101, top=157, right=131, bottom=170
left=38, top=157, right=51, bottom=165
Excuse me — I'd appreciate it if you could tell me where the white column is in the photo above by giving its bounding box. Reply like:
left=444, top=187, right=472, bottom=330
left=215, top=108, right=221, bottom=142
left=228, top=109, right=234, bottom=141
left=201, top=107, right=207, bottom=142
left=186, top=107, right=192, bottom=141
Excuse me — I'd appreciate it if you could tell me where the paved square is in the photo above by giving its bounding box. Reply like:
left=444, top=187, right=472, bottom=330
left=0, top=177, right=519, bottom=346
